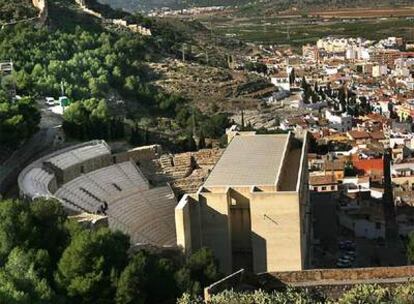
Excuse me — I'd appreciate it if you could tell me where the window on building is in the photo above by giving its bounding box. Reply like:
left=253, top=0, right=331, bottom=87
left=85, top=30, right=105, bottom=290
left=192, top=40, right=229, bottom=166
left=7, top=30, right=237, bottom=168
left=231, top=198, right=237, bottom=206
left=80, top=165, right=85, bottom=174
left=331, top=185, right=336, bottom=190
left=321, top=186, right=327, bottom=191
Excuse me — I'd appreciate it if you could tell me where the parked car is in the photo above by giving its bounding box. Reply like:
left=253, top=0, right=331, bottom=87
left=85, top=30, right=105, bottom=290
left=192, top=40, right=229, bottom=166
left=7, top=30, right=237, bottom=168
left=345, top=250, right=356, bottom=257
left=339, top=240, right=355, bottom=250
left=341, top=254, right=355, bottom=262
left=45, top=97, right=56, bottom=106
left=336, top=260, right=351, bottom=268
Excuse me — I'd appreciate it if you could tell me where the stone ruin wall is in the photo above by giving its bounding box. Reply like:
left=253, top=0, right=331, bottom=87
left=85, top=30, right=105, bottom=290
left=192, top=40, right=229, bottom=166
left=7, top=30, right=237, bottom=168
left=114, top=145, right=162, bottom=164
left=136, top=148, right=223, bottom=196
left=265, top=265, right=414, bottom=283
left=205, top=266, right=414, bottom=301
left=167, top=148, right=223, bottom=196
left=73, top=0, right=151, bottom=35
left=32, top=0, right=48, bottom=24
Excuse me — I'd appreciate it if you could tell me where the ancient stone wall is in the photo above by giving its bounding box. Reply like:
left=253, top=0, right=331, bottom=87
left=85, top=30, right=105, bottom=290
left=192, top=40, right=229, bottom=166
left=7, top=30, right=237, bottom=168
left=32, top=0, right=48, bottom=24
left=113, top=145, right=161, bottom=164
left=205, top=266, right=414, bottom=301
left=264, top=266, right=414, bottom=284
left=73, top=0, right=151, bottom=35
left=137, top=148, right=223, bottom=195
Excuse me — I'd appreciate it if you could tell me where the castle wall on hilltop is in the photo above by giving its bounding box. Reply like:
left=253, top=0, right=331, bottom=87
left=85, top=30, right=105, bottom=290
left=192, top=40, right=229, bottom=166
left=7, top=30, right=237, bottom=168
left=32, top=0, right=48, bottom=24
left=73, top=0, right=152, bottom=36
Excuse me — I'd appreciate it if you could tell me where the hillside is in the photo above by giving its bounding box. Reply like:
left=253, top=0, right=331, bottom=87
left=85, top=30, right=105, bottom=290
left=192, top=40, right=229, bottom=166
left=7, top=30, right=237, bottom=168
left=0, top=0, right=38, bottom=23
left=0, top=0, right=271, bottom=151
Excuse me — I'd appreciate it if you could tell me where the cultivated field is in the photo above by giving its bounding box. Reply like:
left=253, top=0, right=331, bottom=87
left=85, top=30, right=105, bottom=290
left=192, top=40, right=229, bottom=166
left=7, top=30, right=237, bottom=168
left=209, top=17, right=414, bottom=46
left=309, top=6, right=414, bottom=18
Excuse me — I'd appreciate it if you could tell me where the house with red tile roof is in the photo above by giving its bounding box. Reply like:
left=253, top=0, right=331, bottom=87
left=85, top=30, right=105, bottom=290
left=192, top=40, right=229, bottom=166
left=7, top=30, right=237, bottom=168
left=352, top=158, right=383, bottom=181
left=309, top=174, right=338, bottom=192
left=347, top=130, right=371, bottom=144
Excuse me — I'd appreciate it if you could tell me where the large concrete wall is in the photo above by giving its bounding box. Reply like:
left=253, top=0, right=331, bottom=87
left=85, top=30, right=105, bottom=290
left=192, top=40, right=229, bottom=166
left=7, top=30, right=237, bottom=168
left=199, top=191, right=233, bottom=274
left=175, top=135, right=310, bottom=274
left=178, top=188, right=306, bottom=274
left=45, top=153, right=113, bottom=185
left=175, top=195, right=193, bottom=255
left=250, top=191, right=302, bottom=272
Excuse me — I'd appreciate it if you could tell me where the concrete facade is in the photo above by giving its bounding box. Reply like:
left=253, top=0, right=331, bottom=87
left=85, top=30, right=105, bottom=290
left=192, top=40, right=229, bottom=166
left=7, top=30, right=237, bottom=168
left=175, top=132, right=310, bottom=274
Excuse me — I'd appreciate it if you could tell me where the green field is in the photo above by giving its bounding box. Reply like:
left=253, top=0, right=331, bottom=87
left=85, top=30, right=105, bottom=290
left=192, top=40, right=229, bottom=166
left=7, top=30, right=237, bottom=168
left=209, top=17, right=414, bottom=46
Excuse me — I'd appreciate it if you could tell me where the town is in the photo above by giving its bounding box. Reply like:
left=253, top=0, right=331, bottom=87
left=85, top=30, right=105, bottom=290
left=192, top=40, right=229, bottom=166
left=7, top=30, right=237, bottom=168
left=245, top=35, right=414, bottom=270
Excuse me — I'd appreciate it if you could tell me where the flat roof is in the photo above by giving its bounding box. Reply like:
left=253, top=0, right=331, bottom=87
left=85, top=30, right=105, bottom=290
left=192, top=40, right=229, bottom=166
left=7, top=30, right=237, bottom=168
left=204, top=134, right=290, bottom=187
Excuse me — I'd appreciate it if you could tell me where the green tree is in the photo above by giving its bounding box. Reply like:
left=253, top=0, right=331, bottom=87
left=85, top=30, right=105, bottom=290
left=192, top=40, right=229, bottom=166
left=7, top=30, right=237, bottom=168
left=407, top=232, right=414, bottom=263
left=0, top=247, right=55, bottom=304
left=56, top=228, right=129, bottom=303
left=186, top=134, right=197, bottom=152
left=198, top=131, right=206, bottom=150
left=0, top=200, right=32, bottom=263
left=29, top=199, right=69, bottom=265
left=0, top=96, right=40, bottom=148
left=289, top=68, right=295, bottom=85
left=116, top=251, right=178, bottom=304
left=175, top=248, right=220, bottom=296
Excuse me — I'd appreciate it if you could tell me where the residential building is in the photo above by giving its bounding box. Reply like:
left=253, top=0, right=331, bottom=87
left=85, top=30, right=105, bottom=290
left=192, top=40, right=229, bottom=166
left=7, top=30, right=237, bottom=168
left=309, top=175, right=338, bottom=192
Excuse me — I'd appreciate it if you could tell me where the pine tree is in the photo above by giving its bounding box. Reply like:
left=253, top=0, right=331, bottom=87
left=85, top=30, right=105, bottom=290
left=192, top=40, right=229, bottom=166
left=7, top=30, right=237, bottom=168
left=198, top=131, right=206, bottom=150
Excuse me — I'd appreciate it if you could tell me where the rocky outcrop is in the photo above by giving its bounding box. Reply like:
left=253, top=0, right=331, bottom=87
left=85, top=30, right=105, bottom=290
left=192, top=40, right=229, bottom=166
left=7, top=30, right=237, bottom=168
left=32, top=0, right=48, bottom=24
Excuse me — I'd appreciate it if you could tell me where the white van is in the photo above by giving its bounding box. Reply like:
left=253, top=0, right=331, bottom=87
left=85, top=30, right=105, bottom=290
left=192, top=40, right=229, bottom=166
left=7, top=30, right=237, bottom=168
left=45, top=97, right=56, bottom=106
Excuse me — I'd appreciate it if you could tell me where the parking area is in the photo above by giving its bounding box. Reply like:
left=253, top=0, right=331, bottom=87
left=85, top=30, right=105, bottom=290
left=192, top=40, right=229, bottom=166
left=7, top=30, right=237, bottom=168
left=310, top=192, right=406, bottom=269
left=311, top=192, right=338, bottom=268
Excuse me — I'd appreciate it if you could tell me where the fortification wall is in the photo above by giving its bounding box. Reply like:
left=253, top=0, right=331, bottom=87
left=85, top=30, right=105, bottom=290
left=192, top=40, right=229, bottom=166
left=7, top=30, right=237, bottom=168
left=73, top=0, right=151, bottom=35
left=264, top=266, right=414, bottom=284
left=32, top=0, right=48, bottom=24
left=205, top=266, right=414, bottom=300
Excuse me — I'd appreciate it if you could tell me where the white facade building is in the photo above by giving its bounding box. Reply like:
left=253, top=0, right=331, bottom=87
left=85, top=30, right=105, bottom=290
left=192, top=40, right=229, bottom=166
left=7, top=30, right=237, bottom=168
left=325, top=110, right=353, bottom=132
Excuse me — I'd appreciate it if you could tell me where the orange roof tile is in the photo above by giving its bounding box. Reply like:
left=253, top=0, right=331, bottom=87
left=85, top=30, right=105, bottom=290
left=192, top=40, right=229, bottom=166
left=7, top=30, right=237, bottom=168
left=348, top=130, right=370, bottom=140
left=353, top=158, right=384, bottom=175
left=309, top=175, right=337, bottom=186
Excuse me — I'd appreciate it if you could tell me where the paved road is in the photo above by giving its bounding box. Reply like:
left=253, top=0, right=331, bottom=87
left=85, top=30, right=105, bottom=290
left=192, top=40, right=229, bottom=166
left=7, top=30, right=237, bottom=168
left=0, top=127, right=58, bottom=197
left=0, top=103, right=62, bottom=197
